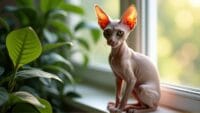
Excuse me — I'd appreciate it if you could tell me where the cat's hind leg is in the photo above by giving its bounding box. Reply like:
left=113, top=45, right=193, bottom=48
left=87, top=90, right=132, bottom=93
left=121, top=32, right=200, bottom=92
left=125, top=84, right=160, bottom=113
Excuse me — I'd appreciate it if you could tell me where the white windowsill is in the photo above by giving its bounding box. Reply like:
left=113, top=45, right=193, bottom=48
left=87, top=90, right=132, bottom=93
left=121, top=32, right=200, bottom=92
left=67, top=84, right=183, bottom=113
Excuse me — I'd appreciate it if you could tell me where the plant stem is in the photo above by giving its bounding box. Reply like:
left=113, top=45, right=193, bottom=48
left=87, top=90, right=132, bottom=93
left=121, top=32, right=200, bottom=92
left=8, top=66, right=18, bottom=92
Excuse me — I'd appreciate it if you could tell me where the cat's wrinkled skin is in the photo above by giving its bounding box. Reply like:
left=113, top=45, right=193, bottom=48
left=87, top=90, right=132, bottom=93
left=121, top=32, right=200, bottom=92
left=95, top=5, right=160, bottom=113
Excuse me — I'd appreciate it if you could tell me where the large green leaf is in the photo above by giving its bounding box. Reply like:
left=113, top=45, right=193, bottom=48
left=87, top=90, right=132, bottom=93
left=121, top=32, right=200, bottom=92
left=42, top=42, right=73, bottom=53
left=0, top=87, right=8, bottom=106
left=6, top=27, right=42, bottom=69
left=11, top=91, right=44, bottom=108
left=16, top=69, right=62, bottom=83
left=59, top=3, right=84, bottom=15
left=37, top=98, right=52, bottom=113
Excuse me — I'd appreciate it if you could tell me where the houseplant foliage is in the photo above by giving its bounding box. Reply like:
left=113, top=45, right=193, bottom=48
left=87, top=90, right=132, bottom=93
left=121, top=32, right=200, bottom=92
left=0, top=0, right=101, bottom=112
left=0, top=27, right=55, bottom=113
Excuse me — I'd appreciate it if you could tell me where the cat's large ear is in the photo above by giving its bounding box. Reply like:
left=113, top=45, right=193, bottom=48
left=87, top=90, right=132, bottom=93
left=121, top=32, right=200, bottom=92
left=94, top=5, right=110, bottom=29
left=120, top=5, right=137, bottom=29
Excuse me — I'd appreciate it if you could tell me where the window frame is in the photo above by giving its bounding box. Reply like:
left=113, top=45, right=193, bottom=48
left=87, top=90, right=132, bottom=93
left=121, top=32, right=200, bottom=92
left=124, top=0, right=200, bottom=112
left=74, top=0, right=200, bottom=112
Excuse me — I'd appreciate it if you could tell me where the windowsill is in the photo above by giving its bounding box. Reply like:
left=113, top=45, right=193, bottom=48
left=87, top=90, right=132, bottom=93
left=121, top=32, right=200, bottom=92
left=70, top=63, right=200, bottom=112
left=66, top=84, right=183, bottom=113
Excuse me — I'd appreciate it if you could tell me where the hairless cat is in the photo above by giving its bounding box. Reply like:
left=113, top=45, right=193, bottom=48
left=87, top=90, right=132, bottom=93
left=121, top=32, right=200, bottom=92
left=94, top=4, right=160, bottom=113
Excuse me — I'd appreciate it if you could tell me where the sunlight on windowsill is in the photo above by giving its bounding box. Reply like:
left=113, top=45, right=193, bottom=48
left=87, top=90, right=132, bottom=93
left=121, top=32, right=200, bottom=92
left=68, top=84, right=183, bottom=113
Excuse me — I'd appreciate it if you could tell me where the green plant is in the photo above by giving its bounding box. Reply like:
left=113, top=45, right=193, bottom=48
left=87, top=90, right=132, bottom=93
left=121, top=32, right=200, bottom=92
left=0, top=0, right=101, bottom=112
left=0, top=27, right=61, bottom=113
left=6, top=27, right=42, bottom=92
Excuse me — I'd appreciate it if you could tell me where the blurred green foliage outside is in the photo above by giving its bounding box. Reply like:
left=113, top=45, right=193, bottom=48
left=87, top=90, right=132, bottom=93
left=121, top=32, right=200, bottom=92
left=158, top=0, right=200, bottom=88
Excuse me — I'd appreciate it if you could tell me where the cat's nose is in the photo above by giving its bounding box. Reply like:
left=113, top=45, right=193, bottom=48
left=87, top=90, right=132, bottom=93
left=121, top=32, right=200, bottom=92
left=107, top=39, right=115, bottom=45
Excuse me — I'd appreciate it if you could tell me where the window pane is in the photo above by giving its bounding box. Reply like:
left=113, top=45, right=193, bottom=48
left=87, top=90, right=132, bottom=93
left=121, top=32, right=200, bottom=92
left=81, top=0, right=119, bottom=68
left=157, top=0, right=200, bottom=88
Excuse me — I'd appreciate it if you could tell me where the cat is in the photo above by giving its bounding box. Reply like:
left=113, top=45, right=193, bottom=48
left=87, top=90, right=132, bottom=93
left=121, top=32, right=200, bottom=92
left=95, top=4, right=160, bottom=113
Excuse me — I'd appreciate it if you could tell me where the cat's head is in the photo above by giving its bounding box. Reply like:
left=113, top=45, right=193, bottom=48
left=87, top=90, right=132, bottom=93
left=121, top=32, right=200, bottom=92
left=95, top=5, right=137, bottom=48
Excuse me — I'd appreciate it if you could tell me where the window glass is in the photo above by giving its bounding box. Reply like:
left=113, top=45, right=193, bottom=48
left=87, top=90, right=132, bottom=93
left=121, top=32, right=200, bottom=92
left=81, top=0, right=119, bottom=68
left=157, top=0, right=200, bottom=88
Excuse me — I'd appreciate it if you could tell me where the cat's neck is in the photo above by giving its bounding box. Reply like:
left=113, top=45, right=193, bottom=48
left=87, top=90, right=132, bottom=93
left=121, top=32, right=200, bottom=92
left=111, top=42, right=129, bottom=57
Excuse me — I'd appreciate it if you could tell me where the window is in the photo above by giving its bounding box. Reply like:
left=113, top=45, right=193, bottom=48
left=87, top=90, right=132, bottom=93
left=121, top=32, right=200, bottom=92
left=74, top=0, right=200, bottom=112
left=136, top=0, right=200, bottom=112
left=157, top=0, right=200, bottom=89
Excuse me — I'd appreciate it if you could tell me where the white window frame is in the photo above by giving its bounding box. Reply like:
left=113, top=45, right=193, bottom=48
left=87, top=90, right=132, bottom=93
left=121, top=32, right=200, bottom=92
left=74, top=0, right=200, bottom=112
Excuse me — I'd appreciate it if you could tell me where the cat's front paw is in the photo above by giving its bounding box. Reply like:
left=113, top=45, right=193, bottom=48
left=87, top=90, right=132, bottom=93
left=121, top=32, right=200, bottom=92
left=107, top=102, right=125, bottom=113
left=127, top=109, right=135, bottom=113
left=109, top=107, right=122, bottom=113
left=107, top=102, right=115, bottom=110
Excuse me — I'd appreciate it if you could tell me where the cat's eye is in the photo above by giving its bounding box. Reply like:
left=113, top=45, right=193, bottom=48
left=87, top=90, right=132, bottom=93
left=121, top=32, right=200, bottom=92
left=103, top=29, right=112, bottom=38
left=116, top=30, right=124, bottom=37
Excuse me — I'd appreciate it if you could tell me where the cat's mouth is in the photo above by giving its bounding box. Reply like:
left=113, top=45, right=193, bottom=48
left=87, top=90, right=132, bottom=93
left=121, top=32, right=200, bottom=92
left=107, top=40, right=115, bottom=46
left=107, top=40, right=119, bottom=48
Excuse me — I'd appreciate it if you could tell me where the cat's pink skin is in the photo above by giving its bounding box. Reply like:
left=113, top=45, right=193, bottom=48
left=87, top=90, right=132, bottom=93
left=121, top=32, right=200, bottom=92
left=95, top=5, right=160, bottom=113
